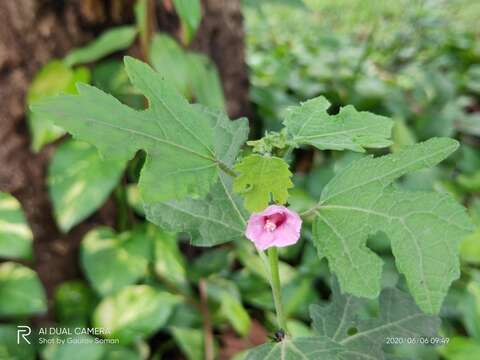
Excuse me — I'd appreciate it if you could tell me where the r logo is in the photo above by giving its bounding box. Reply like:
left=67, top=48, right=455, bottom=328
left=17, top=326, right=31, bottom=344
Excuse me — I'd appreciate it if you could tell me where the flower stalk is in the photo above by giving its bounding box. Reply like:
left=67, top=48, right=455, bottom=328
left=267, top=247, right=288, bottom=333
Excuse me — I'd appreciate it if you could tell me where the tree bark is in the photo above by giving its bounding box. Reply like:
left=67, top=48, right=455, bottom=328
left=193, top=0, right=251, bottom=119
left=0, top=0, right=250, bottom=322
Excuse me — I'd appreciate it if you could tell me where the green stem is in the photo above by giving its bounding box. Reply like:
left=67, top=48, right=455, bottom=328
left=267, top=247, right=288, bottom=332
left=218, top=161, right=237, bottom=177
left=114, top=184, right=130, bottom=232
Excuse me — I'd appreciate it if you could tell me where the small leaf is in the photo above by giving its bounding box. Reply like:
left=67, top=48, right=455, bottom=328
left=81, top=227, right=151, bottom=297
left=149, top=34, right=191, bottom=96
left=0, top=192, right=33, bottom=260
left=33, top=57, right=228, bottom=204
left=188, top=53, right=225, bottom=110
left=221, top=294, right=251, bottom=337
left=152, top=227, right=189, bottom=292
left=234, top=155, right=293, bottom=212
left=27, top=61, right=90, bottom=151
left=391, top=119, right=416, bottom=153
left=168, top=303, right=202, bottom=329
left=0, top=262, right=47, bottom=317
left=173, top=0, right=202, bottom=44
left=170, top=327, right=204, bottom=360
left=190, top=248, right=233, bottom=281
left=206, top=278, right=251, bottom=337
left=149, top=35, right=224, bottom=109
left=64, top=26, right=137, bottom=66
left=92, top=60, right=144, bottom=109
left=284, top=96, right=393, bottom=152
left=93, top=285, right=180, bottom=345
left=48, top=140, right=126, bottom=232
left=311, top=138, right=474, bottom=313
left=54, top=281, right=97, bottom=326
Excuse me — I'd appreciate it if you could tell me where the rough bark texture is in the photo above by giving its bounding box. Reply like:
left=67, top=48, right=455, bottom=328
left=0, top=0, right=250, bottom=322
left=193, top=0, right=251, bottom=119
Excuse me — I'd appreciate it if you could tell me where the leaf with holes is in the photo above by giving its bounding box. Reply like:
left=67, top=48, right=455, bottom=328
left=310, top=138, right=474, bottom=313
left=32, top=57, right=232, bottom=204
left=284, top=96, right=393, bottom=152
left=234, top=155, right=293, bottom=212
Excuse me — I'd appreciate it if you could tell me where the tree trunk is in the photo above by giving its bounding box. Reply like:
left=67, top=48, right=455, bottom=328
left=0, top=0, right=250, bottom=323
left=193, top=0, right=251, bottom=119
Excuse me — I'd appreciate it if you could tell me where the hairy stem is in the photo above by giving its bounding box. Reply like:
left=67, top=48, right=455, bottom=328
left=267, top=247, right=288, bottom=332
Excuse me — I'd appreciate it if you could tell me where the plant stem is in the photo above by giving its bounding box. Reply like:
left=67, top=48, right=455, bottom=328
left=136, top=0, right=156, bottom=62
left=300, top=203, right=320, bottom=218
left=267, top=247, right=288, bottom=332
left=199, top=279, right=215, bottom=360
left=114, top=183, right=130, bottom=232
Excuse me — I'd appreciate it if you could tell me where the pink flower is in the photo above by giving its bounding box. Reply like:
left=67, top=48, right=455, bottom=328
left=245, top=205, right=302, bottom=251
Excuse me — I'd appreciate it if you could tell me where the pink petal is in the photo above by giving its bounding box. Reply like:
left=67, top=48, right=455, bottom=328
left=271, top=223, right=300, bottom=248
left=255, top=231, right=276, bottom=251
left=260, top=205, right=288, bottom=217
left=244, top=205, right=302, bottom=251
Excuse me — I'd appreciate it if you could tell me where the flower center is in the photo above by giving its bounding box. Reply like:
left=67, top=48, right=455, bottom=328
left=264, top=219, right=277, bottom=232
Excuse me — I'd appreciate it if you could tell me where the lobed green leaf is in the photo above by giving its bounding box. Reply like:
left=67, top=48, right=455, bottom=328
left=145, top=107, right=249, bottom=246
left=32, top=57, right=231, bottom=204
left=233, top=154, right=293, bottom=212
left=284, top=96, right=393, bottom=152
left=312, top=138, right=474, bottom=313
